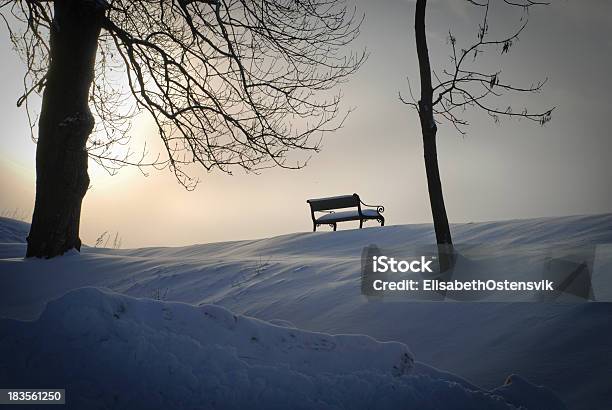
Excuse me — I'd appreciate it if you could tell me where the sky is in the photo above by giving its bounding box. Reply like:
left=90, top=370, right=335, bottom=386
left=1, top=0, right=611, bottom=248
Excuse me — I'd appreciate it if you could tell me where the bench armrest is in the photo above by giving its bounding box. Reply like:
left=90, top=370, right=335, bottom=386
left=359, top=200, right=384, bottom=214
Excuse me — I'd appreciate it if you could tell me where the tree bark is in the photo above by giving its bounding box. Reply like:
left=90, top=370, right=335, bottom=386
left=415, top=0, right=453, bottom=245
left=26, top=0, right=106, bottom=258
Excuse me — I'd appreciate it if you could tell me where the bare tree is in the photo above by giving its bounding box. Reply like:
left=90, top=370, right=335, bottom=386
left=402, top=0, right=553, bottom=245
left=1, top=0, right=365, bottom=258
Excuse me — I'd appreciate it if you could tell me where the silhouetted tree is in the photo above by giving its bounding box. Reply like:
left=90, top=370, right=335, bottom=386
left=1, top=0, right=365, bottom=258
left=403, top=0, right=553, bottom=245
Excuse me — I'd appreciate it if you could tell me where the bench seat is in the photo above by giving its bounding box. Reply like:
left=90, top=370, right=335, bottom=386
left=316, top=209, right=381, bottom=223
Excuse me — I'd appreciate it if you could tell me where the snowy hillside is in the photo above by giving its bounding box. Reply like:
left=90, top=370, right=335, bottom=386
left=0, top=287, right=565, bottom=410
left=1, top=214, right=611, bottom=409
left=0, top=216, right=28, bottom=244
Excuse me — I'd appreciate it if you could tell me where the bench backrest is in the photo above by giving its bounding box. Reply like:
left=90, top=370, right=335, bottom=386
left=307, top=194, right=360, bottom=212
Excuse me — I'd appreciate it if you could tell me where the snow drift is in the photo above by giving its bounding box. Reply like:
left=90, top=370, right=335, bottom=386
left=1, top=214, right=611, bottom=408
left=0, top=287, right=565, bottom=410
left=0, top=216, right=28, bottom=245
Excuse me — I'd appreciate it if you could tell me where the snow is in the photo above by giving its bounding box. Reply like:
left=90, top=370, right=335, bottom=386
left=492, top=375, right=568, bottom=410
left=0, top=287, right=563, bottom=410
left=316, top=208, right=381, bottom=222
left=0, top=216, right=28, bottom=245
left=1, top=214, right=611, bottom=408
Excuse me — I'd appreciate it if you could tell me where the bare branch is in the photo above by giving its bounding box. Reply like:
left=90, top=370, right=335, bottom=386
left=407, top=0, right=553, bottom=134
left=3, top=0, right=365, bottom=188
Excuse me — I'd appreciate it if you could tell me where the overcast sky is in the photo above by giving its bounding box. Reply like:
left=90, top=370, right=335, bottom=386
left=1, top=0, right=610, bottom=247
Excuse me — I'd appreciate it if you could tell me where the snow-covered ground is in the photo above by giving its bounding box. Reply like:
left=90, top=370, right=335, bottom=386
left=1, top=215, right=611, bottom=409
left=2, top=287, right=568, bottom=410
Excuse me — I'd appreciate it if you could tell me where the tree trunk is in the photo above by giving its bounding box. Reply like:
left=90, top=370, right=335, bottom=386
left=415, top=0, right=452, bottom=245
left=26, top=0, right=106, bottom=258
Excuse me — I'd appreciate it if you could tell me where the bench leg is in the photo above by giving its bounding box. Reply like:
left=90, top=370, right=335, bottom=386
left=313, top=222, right=317, bottom=232
left=380, top=216, right=385, bottom=227
left=333, top=223, right=337, bottom=232
left=359, top=219, right=363, bottom=229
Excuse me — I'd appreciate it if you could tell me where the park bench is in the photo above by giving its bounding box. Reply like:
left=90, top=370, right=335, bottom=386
left=306, top=193, right=385, bottom=232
